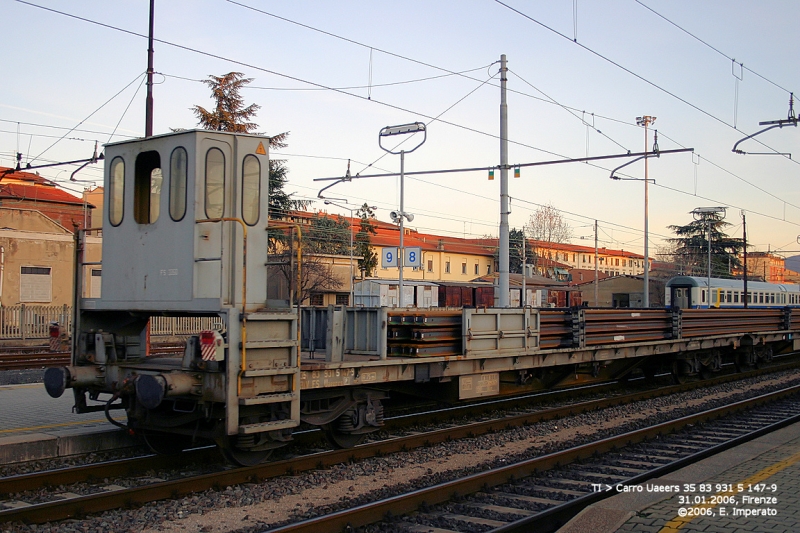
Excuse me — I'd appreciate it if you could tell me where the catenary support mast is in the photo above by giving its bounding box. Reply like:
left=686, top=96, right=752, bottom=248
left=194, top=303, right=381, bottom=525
left=498, top=54, right=510, bottom=307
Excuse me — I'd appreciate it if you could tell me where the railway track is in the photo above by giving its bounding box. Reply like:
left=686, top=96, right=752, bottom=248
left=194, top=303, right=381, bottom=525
left=1, top=360, right=798, bottom=527
left=275, top=385, right=800, bottom=533
left=0, top=343, right=185, bottom=371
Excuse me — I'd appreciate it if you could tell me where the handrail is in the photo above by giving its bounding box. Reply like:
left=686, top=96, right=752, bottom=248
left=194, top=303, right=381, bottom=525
left=267, top=221, right=303, bottom=311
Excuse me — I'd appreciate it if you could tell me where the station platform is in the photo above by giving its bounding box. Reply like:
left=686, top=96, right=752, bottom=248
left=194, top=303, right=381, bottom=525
left=0, top=382, right=135, bottom=464
left=558, top=421, right=800, bottom=533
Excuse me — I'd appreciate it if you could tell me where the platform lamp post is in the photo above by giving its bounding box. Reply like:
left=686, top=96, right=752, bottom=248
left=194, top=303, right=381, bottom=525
left=324, top=200, right=377, bottom=306
left=610, top=115, right=658, bottom=307
left=692, top=207, right=726, bottom=308
left=379, top=122, right=426, bottom=307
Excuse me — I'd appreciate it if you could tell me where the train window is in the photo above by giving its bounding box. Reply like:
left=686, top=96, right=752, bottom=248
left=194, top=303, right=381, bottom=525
left=733, top=292, right=739, bottom=303
left=770, top=294, right=775, bottom=304
left=205, top=148, right=225, bottom=219
left=108, top=156, right=125, bottom=226
left=726, top=290, right=731, bottom=303
left=701, top=290, right=706, bottom=303
left=133, top=151, right=162, bottom=224
left=169, top=147, right=188, bottom=221
left=759, top=293, right=764, bottom=303
left=241, top=155, right=260, bottom=226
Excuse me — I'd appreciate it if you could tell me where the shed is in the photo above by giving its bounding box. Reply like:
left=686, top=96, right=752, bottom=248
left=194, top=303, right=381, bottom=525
left=353, top=279, right=439, bottom=308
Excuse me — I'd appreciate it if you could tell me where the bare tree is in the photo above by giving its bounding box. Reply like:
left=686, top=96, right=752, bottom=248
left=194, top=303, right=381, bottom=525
left=273, top=252, right=344, bottom=306
left=527, top=203, right=573, bottom=244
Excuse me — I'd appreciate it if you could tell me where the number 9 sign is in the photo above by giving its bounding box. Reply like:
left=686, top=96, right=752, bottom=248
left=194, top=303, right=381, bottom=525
left=381, top=248, right=398, bottom=268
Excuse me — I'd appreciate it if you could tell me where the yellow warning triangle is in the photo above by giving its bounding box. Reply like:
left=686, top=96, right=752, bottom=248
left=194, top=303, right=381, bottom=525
left=255, top=142, right=267, bottom=155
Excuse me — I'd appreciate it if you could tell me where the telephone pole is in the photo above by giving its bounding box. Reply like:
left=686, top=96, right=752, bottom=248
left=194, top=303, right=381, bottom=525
left=145, top=0, right=155, bottom=137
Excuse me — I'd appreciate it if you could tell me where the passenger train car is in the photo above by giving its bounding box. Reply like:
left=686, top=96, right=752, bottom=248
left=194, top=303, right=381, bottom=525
left=43, top=130, right=800, bottom=466
left=666, top=276, right=800, bottom=309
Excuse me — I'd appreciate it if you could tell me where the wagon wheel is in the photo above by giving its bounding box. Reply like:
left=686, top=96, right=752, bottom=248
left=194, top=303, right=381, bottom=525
left=671, top=359, right=697, bottom=384
left=324, top=426, right=366, bottom=449
left=216, top=435, right=272, bottom=467
left=142, top=431, right=192, bottom=455
left=734, top=351, right=755, bottom=373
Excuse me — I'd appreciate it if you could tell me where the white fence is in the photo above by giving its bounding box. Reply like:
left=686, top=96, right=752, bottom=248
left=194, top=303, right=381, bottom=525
left=0, top=305, right=71, bottom=340
left=149, top=316, right=224, bottom=336
left=0, top=305, right=222, bottom=340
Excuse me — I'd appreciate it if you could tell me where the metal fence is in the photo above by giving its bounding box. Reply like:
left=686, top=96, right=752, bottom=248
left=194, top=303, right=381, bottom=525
left=0, top=305, right=222, bottom=340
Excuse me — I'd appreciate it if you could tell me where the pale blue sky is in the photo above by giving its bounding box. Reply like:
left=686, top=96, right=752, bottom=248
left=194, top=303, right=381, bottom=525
left=3, top=0, right=800, bottom=259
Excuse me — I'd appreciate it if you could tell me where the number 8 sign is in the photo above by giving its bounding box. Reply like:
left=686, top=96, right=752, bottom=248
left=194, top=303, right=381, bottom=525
left=405, top=247, right=422, bottom=267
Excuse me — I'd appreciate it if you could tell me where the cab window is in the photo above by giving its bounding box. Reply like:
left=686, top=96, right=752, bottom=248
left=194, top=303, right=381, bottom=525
left=241, top=155, right=260, bottom=226
left=134, top=150, right=162, bottom=224
left=108, top=156, right=125, bottom=226
left=169, top=147, right=188, bottom=221
left=205, top=148, right=225, bottom=219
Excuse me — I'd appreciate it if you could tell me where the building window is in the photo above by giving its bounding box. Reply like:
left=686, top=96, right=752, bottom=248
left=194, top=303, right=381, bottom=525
left=169, top=147, right=188, bottom=221
left=108, top=156, right=125, bottom=227
left=427, top=260, right=434, bottom=272
left=309, top=293, right=324, bottom=306
left=487, top=264, right=492, bottom=274
left=335, top=293, right=349, bottom=305
left=20, top=266, right=52, bottom=303
left=462, top=262, right=467, bottom=274
left=205, top=147, right=226, bottom=219
left=241, top=154, right=261, bottom=226
left=88, top=268, right=102, bottom=298
left=445, top=261, right=451, bottom=274
left=134, top=150, right=162, bottom=224
left=474, top=264, right=479, bottom=275
left=583, top=255, right=586, bottom=263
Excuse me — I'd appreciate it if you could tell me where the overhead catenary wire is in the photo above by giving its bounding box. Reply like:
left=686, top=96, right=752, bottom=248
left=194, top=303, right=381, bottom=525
left=634, top=0, right=795, bottom=96
left=27, top=71, right=145, bottom=166
left=17, top=0, right=799, bottom=211
left=493, top=0, right=800, bottom=165
left=15, top=0, right=800, bottom=248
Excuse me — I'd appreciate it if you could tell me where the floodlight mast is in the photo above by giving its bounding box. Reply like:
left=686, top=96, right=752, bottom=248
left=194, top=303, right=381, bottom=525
left=379, top=122, right=426, bottom=307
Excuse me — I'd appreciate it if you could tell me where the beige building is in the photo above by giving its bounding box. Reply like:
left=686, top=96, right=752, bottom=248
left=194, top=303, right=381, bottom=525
left=0, top=208, right=101, bottom=307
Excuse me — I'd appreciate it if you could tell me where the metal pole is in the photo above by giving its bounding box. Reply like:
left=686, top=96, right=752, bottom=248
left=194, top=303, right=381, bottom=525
left=742, top=211, right=748, bottom=308
left=498, top=54, right=510, bottom=307
left=708, top=217, right=712, bottom=308
left=399, top=150, right=406, bottom=307
left=594, top=220, right=599, bottom=306
left=521, top=228, right=526, bottom=307
left=643, top=121, right=650, bottom=307
left=349, top=208, right=354, bottom=307
left=145, top=0, right=155, bottom=137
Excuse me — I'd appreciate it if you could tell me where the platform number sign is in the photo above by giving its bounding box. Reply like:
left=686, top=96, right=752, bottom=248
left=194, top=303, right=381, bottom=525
left=381, top=247, right=422, bottom=268
left=382, top=248, right=398, bottom=268
left=405, top=247, right=422, bottom=268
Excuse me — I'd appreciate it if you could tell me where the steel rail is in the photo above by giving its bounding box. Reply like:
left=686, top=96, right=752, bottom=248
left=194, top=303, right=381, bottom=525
left=0, top=345, right=184, bottom=371
left=1, top=359, right=799, bottom=523
left=265, top=384, right=800, bottom=533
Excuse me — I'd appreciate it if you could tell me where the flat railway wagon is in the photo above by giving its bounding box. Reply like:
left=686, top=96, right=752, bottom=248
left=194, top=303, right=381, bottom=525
left=43, top=131, right=800, bottom=466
